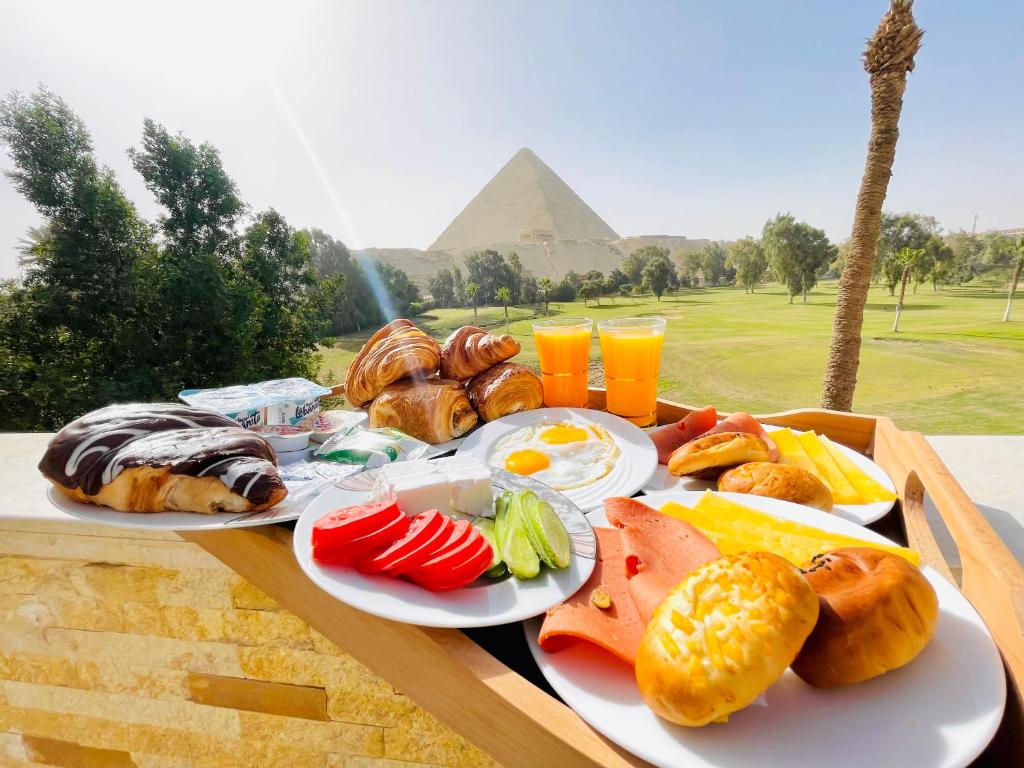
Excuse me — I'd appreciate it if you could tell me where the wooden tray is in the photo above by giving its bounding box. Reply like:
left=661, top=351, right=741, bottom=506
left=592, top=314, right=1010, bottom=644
left=181, top=392, right=1024, bottom=766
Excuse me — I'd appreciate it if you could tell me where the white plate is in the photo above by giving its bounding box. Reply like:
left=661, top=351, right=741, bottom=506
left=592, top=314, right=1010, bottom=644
left=642, top=428, right=897, bottom=526
left=455, top=408, right=658, bottom=513
left=292, top=468, right=597, bottom=628
left=525, top=491, right=1006, bottom=768
left=46, top=485, right=306, bottom=530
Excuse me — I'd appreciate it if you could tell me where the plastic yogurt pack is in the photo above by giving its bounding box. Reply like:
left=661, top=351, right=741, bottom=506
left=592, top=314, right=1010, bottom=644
left=178, top=385, right=269, bottom=429
left=259, top=378, right=332, bottom=426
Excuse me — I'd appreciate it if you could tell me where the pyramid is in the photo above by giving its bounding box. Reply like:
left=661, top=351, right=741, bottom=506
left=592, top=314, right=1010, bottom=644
left=429, top=148, right=618, bottom=250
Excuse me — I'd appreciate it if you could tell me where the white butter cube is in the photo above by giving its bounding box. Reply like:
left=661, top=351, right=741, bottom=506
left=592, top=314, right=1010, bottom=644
left=388, top=473, right=453, bottom=517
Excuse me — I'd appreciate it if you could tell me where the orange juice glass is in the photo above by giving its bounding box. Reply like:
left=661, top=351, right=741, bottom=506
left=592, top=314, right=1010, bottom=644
left=532, top=318, right=593, bottom=408
left=597, top=317, right=666, bottom=427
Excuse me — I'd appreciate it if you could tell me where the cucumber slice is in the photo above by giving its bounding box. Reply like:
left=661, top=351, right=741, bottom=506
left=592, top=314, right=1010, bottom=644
left=500, top=492, right=540, bottom=579
left=472, top=518, right=504, bottom=573
left=520, top=492, right=572, bottom=569
left=494, top=491, right=512, bottom=542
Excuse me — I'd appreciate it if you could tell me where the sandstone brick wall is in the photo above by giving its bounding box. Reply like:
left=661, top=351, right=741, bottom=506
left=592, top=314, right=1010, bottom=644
left=0, top=523, right=500, bottom=768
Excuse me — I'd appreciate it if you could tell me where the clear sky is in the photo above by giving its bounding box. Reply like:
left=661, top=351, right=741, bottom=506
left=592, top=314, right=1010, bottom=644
left=1, top=0, right=1022, bottom=277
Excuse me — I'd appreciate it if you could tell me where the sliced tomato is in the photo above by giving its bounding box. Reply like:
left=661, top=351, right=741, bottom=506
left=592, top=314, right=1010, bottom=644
left=313, top=506, right=408, bottom=564
left=407, top=522, right=482, bottom=576
left=393, top=518, right=472, bottom=574
left=355, top=510, right=451, bottom=575
left=408, top=537, right=494, bottom=591
left=312, top=501, right=401, bottom=562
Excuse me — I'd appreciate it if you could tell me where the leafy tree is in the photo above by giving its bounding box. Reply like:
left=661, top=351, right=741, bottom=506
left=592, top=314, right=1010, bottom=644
left=465, top=249, right=516, bottom=304
left=577, top=280, right=603, bottom=306
left=507, top=252, right=524, bottom=304
left=891, top=247, right=925, bottom=332
left=642, top=254, right=674, bottom=300
left=496, top=286, right=512, bottom=332
left=876, top=212, right=930, bottom=294
left=921, top=235, right=953, bottom=290
left=307, top=228, right=384, bottom=334
left=697, top=242, right=729, bottom=286
left=538, top=277, right=553, bottom=315
left=584, top=269, right=604, bottom=283
left=520, top=275, right=539, bottom=306
left=374, top=261, right=421, bottom=317
left=727, top=237, right=768, bottom=292
left=605, top=268, right=629, bottom=292
left=622, top=246, right=669, bottom=285
left=944, top=231, right=985, bottom=284
left=676, top=250, right=704, bottom=285
left=563, top=270, right=585, bottom=290
left=550, top=278, right=577, bottom=302
left=427, top=268, right=457, bottom=308
left=465, top=281, right=480, bottom=322
left=762, top=214, right=837, bottom=303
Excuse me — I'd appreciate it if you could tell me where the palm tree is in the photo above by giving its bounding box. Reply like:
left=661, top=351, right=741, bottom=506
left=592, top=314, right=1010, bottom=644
left=891, top=247, right=924, bottom=332
left=496, top=286, right=511, bottom=332
left=821, top=0, right=923, bottom=411
left=1003, top=239, right=1023, bottom=322
left=465, top=281, right=480, bottom=322
left=539, top=277, right=553, bottom=316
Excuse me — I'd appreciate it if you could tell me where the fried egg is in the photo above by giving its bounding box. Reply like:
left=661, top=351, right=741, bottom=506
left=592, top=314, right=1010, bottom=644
left=489, top=420, right=621, bottom=490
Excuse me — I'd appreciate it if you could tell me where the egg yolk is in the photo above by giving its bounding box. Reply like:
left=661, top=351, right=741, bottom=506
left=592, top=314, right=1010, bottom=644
left=540, top=424, right=589, bottom=445
left=505, top=449, right=551, bottom=475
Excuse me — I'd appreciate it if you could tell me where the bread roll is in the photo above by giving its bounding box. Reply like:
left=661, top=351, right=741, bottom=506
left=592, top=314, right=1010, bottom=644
left=344, top=320, right=441, bottom=407
left=368, top=378, right=478, bottom=444
left=39, top=403, right=287, bottom=514
left=635, top=551, right=819, bottom=727
left=667, top=432, right=771, bottom=479
left=467, top=362, right=543, bottom=421
left=792, top=547, right=938, bottom=688
left=439, top=325, right=521, bottom=381
left=718, top=462, right=833, bottom=512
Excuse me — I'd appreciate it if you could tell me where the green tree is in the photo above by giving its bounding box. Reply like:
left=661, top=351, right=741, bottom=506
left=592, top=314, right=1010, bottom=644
left=762, top=214, right=837, bottom=303
left=306, top=228, right=377, bottom=333
left=464, top=249, right=516, bottom=304
left=622, top=246, right=669, bottom=285
left=374, top=261, right=421, bottom=317
left=727, top=238, right=768, bottom=292
left=465, top=281, right=480, bottom=322
left=697, top=242, right=729, bottom=286
left=577, top=280, right=603, bottom=306
left=891, top=247, right=925, bottom=332
left=428, top=268, right=457, bottom=308
left=876, top=213, right=930, bottom=294
left=999, top=238, right=1024, bottom=322
left=520, top=275, right=539, bottom=305
left=538, top=277, right=553, bottom=315
left=496, top=286, right=512, bottom=332
left=642, top=254, right=674, bottom=300
left=922, top=234, right=954, bottom=290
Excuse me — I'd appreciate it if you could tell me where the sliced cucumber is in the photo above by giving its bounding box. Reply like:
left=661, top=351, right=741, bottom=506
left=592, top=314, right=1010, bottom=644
left=494, top=491, right=512, bottom=542
left=500, top=492, right=540, bottom=579
left=520, top=491, right=572, bottom=569
left=472, top=518, right=505, bottom=575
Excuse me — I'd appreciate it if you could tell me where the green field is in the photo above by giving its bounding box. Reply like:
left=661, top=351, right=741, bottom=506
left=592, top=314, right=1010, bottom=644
left=319, top=281, right=1023, bottom=434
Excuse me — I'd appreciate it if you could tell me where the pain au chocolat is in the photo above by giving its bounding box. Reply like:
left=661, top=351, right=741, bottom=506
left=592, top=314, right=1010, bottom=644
left=39, top=403, right=287, bottom=514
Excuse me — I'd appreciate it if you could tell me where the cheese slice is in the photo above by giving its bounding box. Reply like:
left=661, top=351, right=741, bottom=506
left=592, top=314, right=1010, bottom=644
left=819, top=436, right=898, bottom=503
left=796, top=432, right=862, bottom=504
left=660, top=491, right=919, bottom=567
left=771, top=428, right=833, bottom=490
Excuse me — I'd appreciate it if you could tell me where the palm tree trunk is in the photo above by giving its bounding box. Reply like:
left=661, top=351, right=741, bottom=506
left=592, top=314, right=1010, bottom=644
left=1004, top=256, right=1023, bottom=322
left=892, top=266, right=910, bottom=332
left=503, top=302, right=509, bottom=333
left=821, top=0, right=922, bottom=410
left=473, top=301, right=477, bottom=322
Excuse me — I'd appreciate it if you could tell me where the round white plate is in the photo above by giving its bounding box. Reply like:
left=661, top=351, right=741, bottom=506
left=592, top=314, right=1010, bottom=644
left=292, top=468, right=597, bottom=628
left=642, top=428, right=897, bottom=526
left=525, top=491, right=1006, bottom=768
left=46, top=485, right=305, bottom=530
left=456, top=408, right=658, bottom=513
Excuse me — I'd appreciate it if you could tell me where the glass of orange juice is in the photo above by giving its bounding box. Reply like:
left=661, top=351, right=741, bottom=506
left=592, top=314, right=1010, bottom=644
left=532, top=318, right=593, bottom=408
left=597, top=317, right=666, bottom=427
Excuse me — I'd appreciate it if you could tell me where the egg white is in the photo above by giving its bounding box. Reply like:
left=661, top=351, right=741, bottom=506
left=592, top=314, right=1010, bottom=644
left=489, top=421, right=621, bottom=490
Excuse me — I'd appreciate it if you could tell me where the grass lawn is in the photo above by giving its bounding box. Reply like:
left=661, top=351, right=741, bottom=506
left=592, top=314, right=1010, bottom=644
left=319, top=281, right=1023, bottom=435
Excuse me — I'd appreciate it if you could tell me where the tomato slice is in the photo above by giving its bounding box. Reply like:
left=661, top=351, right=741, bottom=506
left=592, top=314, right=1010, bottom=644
left=408, top=536, right=494, bottom=591
left=312, top=501, right=401, bottom=562
left=394, top=518, right=472, bottom=573
left=407, top=522, right=481, bottom=576
left=313, top=507, right=408, bottom=564
left=355, top=510, right=450, bottom=575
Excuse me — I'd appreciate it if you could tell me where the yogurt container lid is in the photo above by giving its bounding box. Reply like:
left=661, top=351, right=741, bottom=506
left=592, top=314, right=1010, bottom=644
left=179, top=385, right=270, bottom=413
left=257, top=378, right=332, bottom=401
left=251, top=424, right=313, bottom=437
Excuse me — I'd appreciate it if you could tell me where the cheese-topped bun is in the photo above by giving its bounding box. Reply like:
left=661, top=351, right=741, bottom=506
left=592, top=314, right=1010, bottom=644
left=667, top=432, right=771, bottom=479
left=792, top=547, right=938, bottom=688
left=718, top=462, right=833, bottom=512
left=635, top=551, right=819, bottom=727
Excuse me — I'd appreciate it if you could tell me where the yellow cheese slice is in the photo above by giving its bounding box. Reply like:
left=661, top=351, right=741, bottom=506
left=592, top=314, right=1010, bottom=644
left=796, top=432, right=862, bottom=504
left=819, top=435, right=898, bottom=503
left=770, top=428, right=833, bottom=490
left=660, top=491, right=919, bottom=567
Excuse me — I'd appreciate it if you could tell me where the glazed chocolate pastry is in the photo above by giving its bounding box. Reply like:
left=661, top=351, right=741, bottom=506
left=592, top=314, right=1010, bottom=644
left=39, top=403, right=288, bottom=514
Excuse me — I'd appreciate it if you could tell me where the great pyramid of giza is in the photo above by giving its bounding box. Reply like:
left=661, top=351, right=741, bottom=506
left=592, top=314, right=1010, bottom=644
left=429, top=148, right=618, bottom=250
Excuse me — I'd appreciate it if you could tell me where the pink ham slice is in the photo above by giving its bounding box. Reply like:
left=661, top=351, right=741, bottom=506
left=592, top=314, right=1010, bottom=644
left=703, top=411, right=779, bottom=461
left=604, top=497, right=721, bottom=623
left=649, top=405, right=717, bottom=464
left=538, top=527, right=645, bottom=666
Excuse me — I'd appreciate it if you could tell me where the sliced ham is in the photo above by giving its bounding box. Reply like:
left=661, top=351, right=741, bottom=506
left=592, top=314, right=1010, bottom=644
left=650, top=405, right=717, bottom=464
left=604, top=496, right=720, bottom=622
left=538, top=526, right=644, bottom=666
left=704, top=411, right=778, bottom=461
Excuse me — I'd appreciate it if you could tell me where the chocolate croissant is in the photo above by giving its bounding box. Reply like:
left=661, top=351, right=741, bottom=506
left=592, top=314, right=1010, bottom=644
left=368, top=379, right=478, bottom=444
left=439, top=325, right=521, bottom=381
left=345, top=319, right=441, bottom=407
left=39, top=403, right=287, bottom=514
left=467, top=363, right=543, bottom=422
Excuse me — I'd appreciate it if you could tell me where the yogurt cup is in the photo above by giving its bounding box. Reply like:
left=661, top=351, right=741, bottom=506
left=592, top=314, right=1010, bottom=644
left=258, top=378, right=332, bottom=426
left=179, top=385, right=269, bottom=429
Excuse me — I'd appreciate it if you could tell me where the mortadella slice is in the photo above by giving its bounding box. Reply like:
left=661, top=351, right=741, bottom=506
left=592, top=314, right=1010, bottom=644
left=705, top=411, right=779, bottom=461
left=649, top=405, right=718, bottom=464
left=538, top=526, right=644, bottom=666
left=605, top=496, right=721, bottom=622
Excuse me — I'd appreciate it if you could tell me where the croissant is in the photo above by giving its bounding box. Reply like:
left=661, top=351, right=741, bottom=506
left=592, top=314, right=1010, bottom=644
left=39, top=403, right=287, bottom=514
left=467, top=363, right=543, bottom=422
left=369, top=379, right=479, bottom=444
left=439, top=325, right=521, bottom=381
left=345, top=319, right=441, bottom=407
